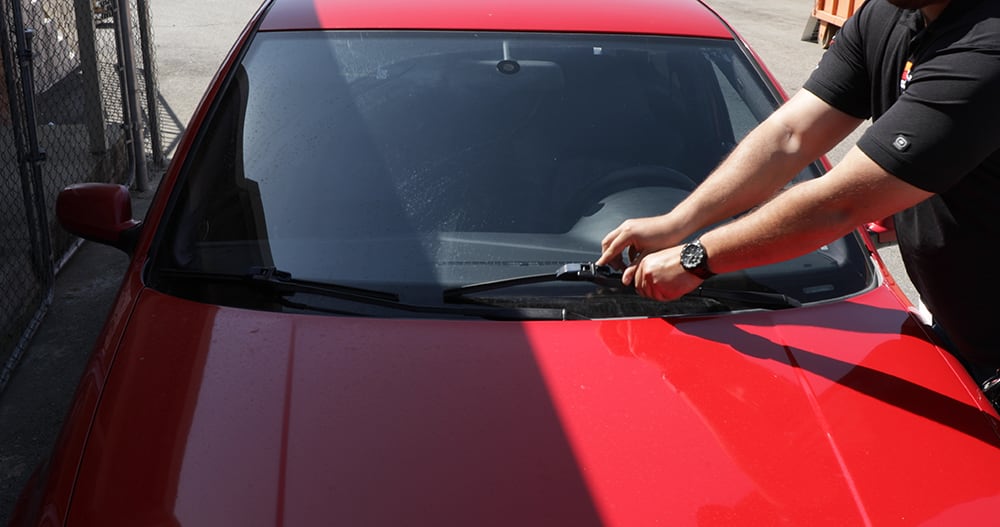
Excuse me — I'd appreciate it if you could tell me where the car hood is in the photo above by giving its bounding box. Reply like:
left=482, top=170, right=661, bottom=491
left=69, top=289, right=1000, bottom=526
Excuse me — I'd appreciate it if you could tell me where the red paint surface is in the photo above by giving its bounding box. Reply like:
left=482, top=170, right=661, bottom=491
left=260, top=0, right=733, bottom=38
left=13, top=0, right=1000, bottom=525
left=50, top=288, right=1000, bottom=526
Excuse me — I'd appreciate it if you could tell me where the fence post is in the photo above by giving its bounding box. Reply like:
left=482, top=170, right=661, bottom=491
left=113, top=0, right=149, bottom=191
left=6, top=0, right=56, bottom=295
left=1, top=3, right=41, bottom=266
left=135, top=0, right=163, bottom=168
left=73, top=0, right=110, bottom=154
left=0, top=0, right=56, bottom=396
left=16, top=28, right=55, bottom=288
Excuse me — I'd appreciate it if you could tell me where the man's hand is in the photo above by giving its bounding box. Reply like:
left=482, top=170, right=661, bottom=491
left=624, top=246, right=704, bottom=301
left=597, top=215, right=684, bottom=269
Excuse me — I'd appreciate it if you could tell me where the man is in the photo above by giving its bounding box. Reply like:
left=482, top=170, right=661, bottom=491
left=597, top=0, right=1000, bottom=384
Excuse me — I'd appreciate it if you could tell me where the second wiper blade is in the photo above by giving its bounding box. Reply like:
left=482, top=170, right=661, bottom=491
left=444, top=262, right=626, bottom=299
left=158, top=266, right=400, bottom=303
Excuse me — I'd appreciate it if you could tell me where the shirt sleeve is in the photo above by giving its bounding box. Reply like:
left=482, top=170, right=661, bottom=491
left=802, top=2, right=877, bottom=120
left=859, top=43, right=1000, bottom=193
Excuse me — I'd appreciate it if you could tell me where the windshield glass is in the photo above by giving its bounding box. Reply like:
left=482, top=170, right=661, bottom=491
left=151, top=31, right=872, bottom=317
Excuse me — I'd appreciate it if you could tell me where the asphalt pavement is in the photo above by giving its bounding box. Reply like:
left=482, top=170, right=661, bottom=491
left=0, top=0, right=918, bottom=524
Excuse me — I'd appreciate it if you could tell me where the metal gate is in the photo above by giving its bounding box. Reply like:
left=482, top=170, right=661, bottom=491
left=0, top=0, right=162, bottom=393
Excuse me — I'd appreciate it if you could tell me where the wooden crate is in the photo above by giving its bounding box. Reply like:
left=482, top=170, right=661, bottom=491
left=812, top=0, right=865, bottom=47
left=813, top=0, right=865, bottom=26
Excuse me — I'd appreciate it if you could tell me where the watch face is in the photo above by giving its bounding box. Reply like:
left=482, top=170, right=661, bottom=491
left=680, top=243, right=704, bottom=270
left=680, top=241, right=714, bottom=279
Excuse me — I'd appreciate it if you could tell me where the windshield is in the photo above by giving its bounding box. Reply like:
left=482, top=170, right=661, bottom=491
left=151, top=30, right=873, bottom=318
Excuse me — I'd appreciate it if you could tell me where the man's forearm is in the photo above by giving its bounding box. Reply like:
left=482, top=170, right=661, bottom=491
left=698, top=176, right=859, bottom=275
left=669, top=90, right=865, bottom=238
left=597, top=91, right=865, bottom=269
left=698, top=147, right=933, bottom=276
left=668, top=117, right=815, bottom=236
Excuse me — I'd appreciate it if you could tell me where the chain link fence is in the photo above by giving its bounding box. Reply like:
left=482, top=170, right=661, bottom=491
left=1, top=0, right=162, bottom=393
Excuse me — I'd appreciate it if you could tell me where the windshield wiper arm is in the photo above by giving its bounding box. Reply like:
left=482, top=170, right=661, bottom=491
left=444, top=262, right=625, bottom=299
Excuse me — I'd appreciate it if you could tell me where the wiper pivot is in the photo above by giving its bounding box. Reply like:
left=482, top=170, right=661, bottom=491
left=248, top=265, right=291, bottom=281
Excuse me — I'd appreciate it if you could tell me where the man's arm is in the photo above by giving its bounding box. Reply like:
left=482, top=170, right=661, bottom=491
left=598, top=89, right=863, bottom=267
left=624, top=146, right=933, bottom=301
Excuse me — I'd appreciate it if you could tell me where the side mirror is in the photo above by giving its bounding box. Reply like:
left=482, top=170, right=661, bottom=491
left=865, top=216, right=897, bottom=248
left=56, top=183, right=142, bottom=253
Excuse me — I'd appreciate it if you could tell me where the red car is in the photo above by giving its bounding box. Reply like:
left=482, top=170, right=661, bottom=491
left=13, top=0, right=1000, bottom=525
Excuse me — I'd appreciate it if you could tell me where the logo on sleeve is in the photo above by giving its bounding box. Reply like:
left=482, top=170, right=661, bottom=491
left=899, top=60, right=914, bottom=92
left=893, top=135, right=911, bottom=152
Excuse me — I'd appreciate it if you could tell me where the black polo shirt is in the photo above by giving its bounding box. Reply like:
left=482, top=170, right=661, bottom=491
left=803, top=0, right=1000, bottom=368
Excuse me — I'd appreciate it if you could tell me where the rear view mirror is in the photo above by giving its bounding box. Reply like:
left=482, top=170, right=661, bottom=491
left=56, top=183, right=142, bottom=253
left=452, top=58, right=565, bottom=93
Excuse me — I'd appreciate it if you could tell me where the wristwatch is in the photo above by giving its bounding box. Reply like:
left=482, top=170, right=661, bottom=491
left=680, top=240, right=715, bottom=279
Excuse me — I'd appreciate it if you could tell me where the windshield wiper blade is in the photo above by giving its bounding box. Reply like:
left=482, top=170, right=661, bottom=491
left=689, top=286, right=802, bottom=310
left=444, top=262, right=626, bottom=299
left=443, top=263, right=802, bottom=311
left=158, top=266, right=400, bottom=303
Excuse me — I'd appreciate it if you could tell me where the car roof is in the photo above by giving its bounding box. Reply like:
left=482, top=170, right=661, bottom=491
left=258, top=0, right=735, bottom=39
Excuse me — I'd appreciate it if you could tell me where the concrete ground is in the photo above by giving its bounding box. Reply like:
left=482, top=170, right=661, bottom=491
left=0, top=0, right=917, bottom=523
